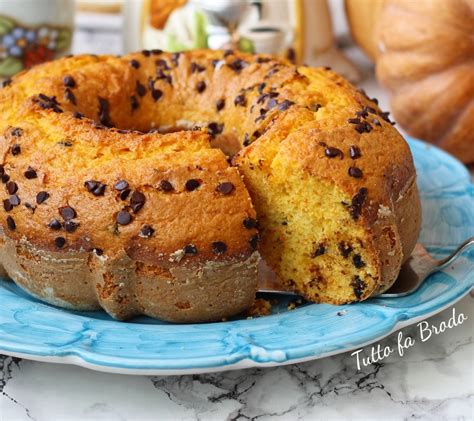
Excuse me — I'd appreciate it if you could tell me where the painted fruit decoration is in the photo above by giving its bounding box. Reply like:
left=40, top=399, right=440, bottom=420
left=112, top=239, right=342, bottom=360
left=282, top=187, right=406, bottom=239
left=0, top=15, right=71, bottom=77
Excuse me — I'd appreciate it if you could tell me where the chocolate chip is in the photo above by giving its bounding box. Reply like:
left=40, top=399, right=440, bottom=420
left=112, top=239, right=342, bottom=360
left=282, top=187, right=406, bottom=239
left=141, top=50, right=151, bottom=57
left=243, top=217, right=257, bottom=229
left=363, top=106, right=376, bottom=114
left=98, top=97, right=112, bottom=127
left=190, top=62, right=205, bottom=73
left=6, top=216, right=16, bottom=231
left=311, top=243, right=325, bottom=258
left=351, top=275, right=366, bottom=299
left=6, top=181, right=17, bottom=194
left=355, top=121, right=372, bottom=134
left=158, top=180, right=174, bottom=192
left=36, top=191, right=50, bottom=204
left=257, top=57, right=271, bottom=64
left=130, top=191, right=146, bottom=212
left=338, top=242, right=353, bottom=258
left=249, top=234, right=259, bottom=250
left=228, top=59, right=247, bottom=73
left=171, top=52, right=181, bottom=66
left=114, top=180, right=129, bottom=191
left=24, top=166, right=37, bottom=179
left=356, top=106, right=376, bottom=118
left=3, top=199, right=12, bottom=212
left=353, top=254, right=365, bottom=268
left=116, top=210, right=132, bottom=225
left=48, top=219, right=62, bottom=230
left=185, top=179, right=201, bottom=191
left=151, top=49, right=163, bottom=55
left=59, top=206, right=76, bottom=220
left=11, top=144, right=21, bottom=155
left=11, top=127, right=23, bottom=137
left=278, top=100, right=294, bottom=111
left=348, top=117, right=360, bottom=124
left=256, top=93, right=267, bottom=104
left=216, top=98, right=225, bottom=112
left=216, top=182, right=234, bottom=195
left=2, top=78, right=12, bottom=87
left=267, top=98, right=278, bottom=109
left=1, top=174, right=10, bottom=183
left=356, top=109, right=368, bottom=119
left=130, top=95, right=139, bottom=111
left=64, top=88, right=76, bottom=105
left=156, top=68, right=172, bottom=85
left=372, top=118, right=381, bottom=127
left=349, top=187, right=368, bottom=220
left=139, top=224, right=154, bottom=238
left=208, top=122, right=224, bottom=137
left=183, top=244, right=198, bottom=255
left=85, top=180, right=106, bottom=196
left=91, top=247, right=103, bottom=256
left=223, top=49, right=233, bottom=57
left=258, top=83, right=266, bottom=93
left=9, top=195, right=20, bottom=206
left=131, top=202, right=145, bottom=214
left=325, top=147, right=343, bottom=159
left=212, top=241, right=227, bottom=254
left=73, top=111, right=84, bottom=119
left=131, top=191, right=145, bottom=204
left=54, top=237, right=66, bottom=249
left=136, top=81, right=146, bottom=97
left=243, top=133, right=250, bottom=146
left=155, top=59, right=170, bottom=70
left=310, top=103, right=321, bottom=112
left=349, top=145, right=361, bottom=159
left=24, top=202, right=35, bottom=212
left=130, top=59, right=140, bottom=69
left=64, top=220, right=79, bottom=233
left=119, top=189, right=131, bottom=200
left=196, top=81, right=206, bottom=93
left=63, top=75, right=76, bottom=88
left=348, top=167, right=363, bottom=178
left=379, top=111, right=393, bottom=124
left=84, top=180, right=98, bottom=192
left=149, top=84, right=163, bottom=101
left=234, top=94, right=246, bottom=107
left=265, top=66, right=280, bottom=78
left=35, top=93, right=63, bottom=113
left=93, top=183, right=106, bottom=196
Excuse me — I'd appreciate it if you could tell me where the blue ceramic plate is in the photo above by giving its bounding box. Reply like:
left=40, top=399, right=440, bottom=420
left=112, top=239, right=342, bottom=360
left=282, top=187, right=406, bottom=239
left=0, top=137, right=473, bottom=375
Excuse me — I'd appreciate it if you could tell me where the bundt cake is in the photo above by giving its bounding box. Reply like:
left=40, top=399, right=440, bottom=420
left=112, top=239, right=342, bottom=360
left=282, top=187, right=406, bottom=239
left=0, top=49, right=421, bottom=322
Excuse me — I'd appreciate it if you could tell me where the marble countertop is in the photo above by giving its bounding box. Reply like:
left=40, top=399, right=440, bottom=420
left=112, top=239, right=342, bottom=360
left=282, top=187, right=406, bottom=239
left=1, top=17, right=473, bottom=421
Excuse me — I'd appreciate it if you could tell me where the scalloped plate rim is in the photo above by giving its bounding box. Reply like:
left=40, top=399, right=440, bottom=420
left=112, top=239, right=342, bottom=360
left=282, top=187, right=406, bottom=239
left=0, top=287, right=472, bottom=376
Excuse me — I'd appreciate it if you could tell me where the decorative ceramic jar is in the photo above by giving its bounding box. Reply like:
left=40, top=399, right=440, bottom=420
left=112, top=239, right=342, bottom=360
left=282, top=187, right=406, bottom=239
left=0, top=0, right=74, bottom=79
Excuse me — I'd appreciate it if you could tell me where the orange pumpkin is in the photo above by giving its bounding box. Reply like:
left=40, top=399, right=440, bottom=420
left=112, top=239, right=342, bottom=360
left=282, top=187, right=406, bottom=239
left=346, top=0, right=474, bottom=163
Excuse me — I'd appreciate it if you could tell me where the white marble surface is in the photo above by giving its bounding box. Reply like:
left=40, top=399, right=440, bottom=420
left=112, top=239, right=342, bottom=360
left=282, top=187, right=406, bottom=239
left=1, top=15, right=473, bottom=421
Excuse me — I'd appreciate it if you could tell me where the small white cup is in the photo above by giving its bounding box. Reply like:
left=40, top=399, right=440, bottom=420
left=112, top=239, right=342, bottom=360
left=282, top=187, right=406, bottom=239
left=239, top=22, right=287, bottom=55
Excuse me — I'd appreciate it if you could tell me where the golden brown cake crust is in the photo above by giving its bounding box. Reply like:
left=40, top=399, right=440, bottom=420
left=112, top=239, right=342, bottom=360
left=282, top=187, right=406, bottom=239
left=0, top=49, right=421, bottom=317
